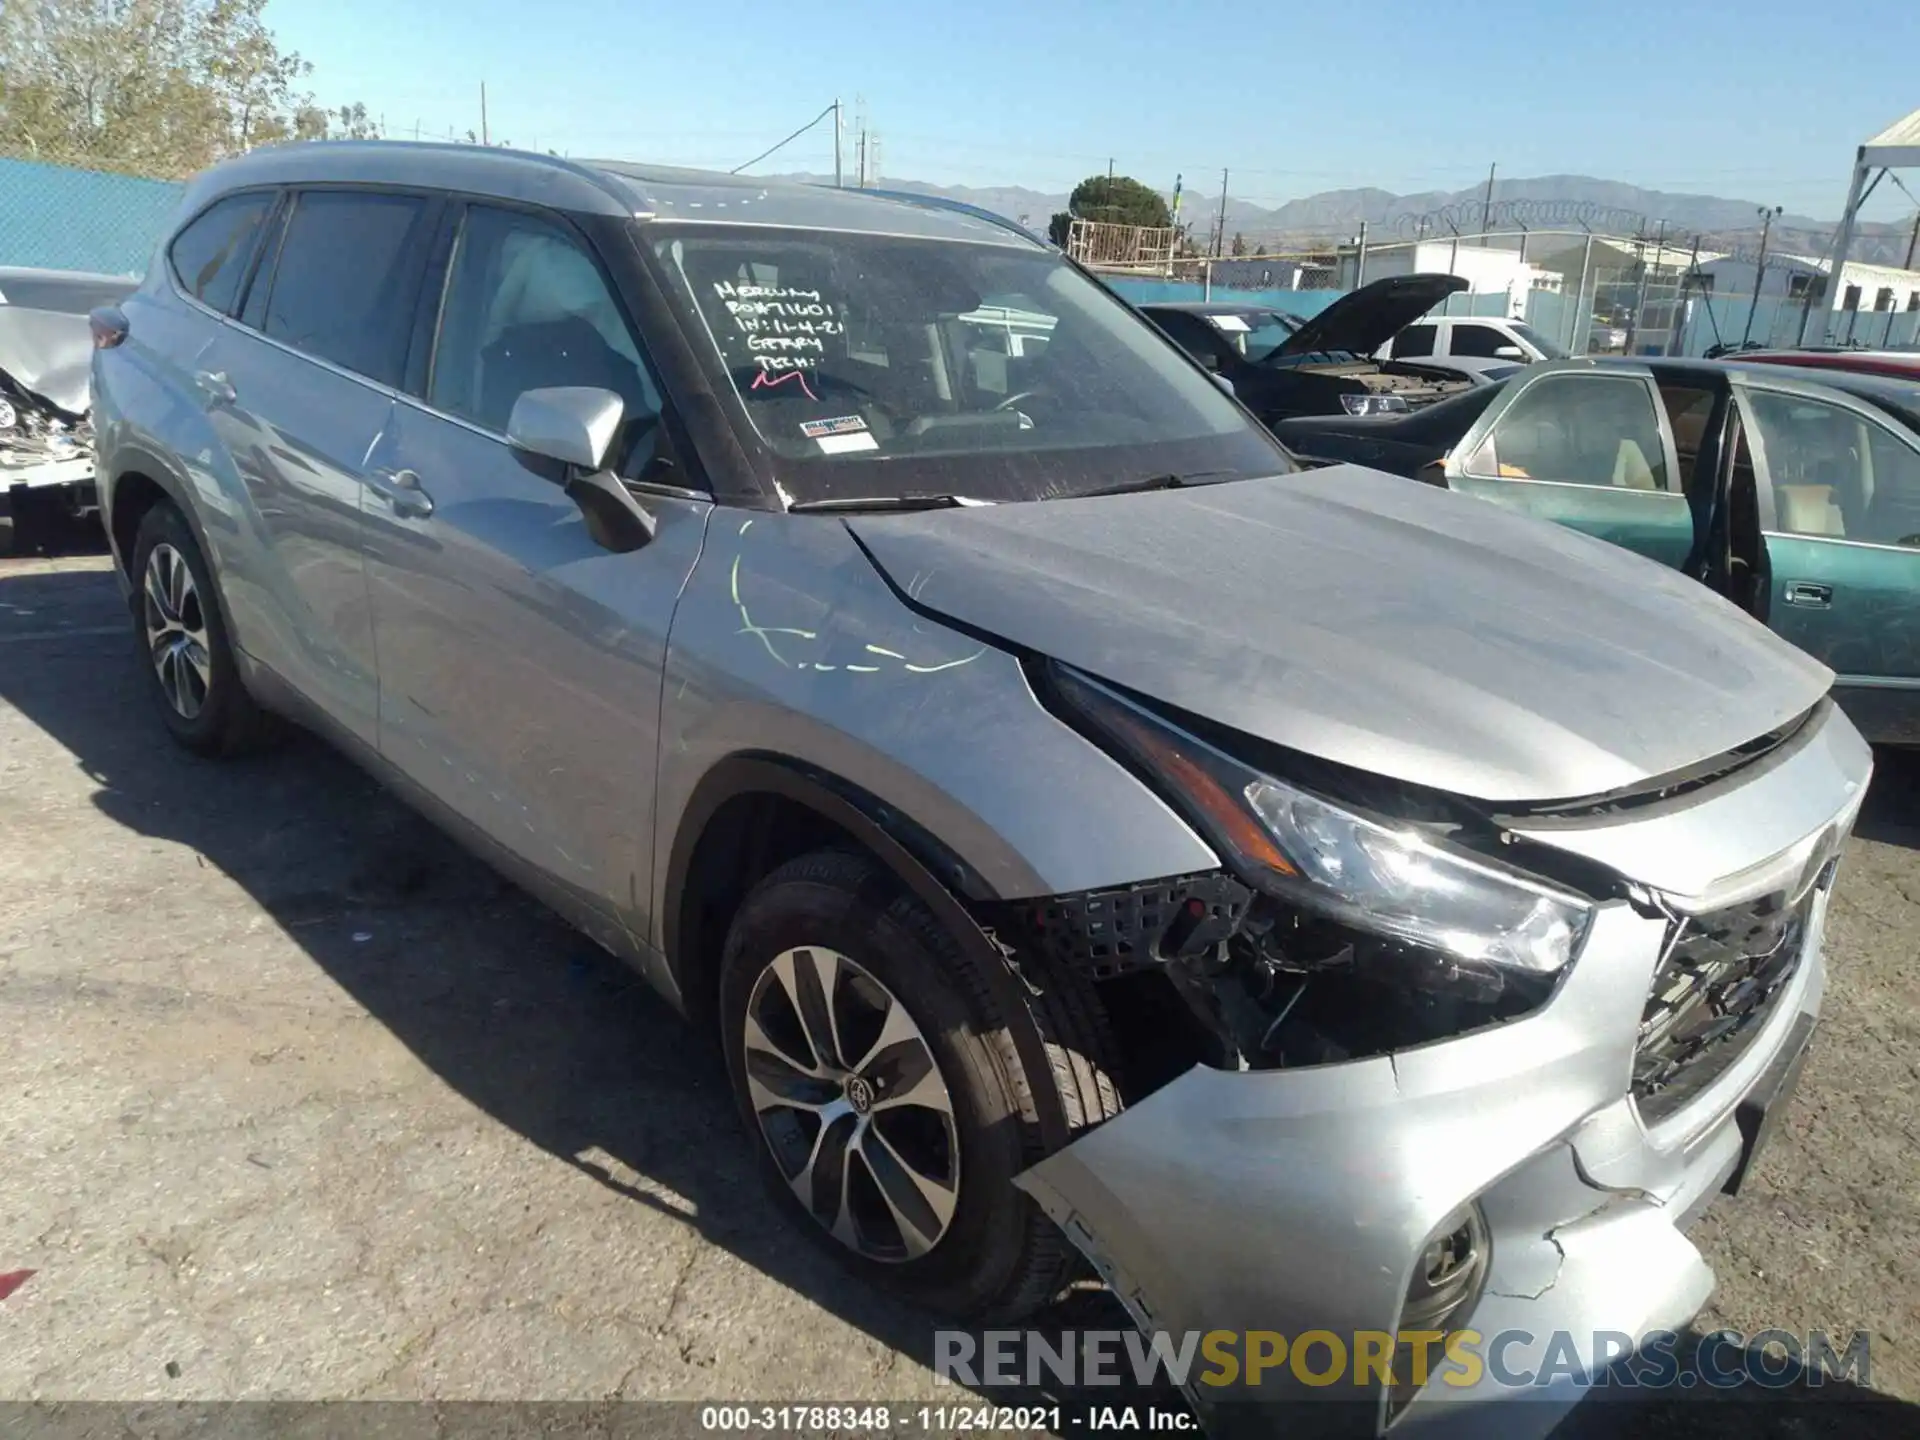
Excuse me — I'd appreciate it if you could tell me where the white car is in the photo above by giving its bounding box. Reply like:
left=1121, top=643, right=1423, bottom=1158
left=1, top=265, right=136, bottom=549
left=1380, top=314, right=1570, bottom=365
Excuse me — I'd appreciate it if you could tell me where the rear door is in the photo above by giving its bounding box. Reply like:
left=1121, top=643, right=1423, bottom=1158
left=198, top=186, right=439, bottom=746
left=1738, top=382, right=1920, bottom=741
left=1443, top=365, right=1697, bottom=569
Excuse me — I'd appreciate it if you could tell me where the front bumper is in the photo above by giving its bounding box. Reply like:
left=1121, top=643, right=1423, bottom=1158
left=1014, top=704, right=1870, bottom=1438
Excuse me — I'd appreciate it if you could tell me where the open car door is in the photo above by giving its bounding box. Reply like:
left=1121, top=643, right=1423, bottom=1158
left=1437, top=361, right=1700, bottom=571
left=1737, top=378, right=1920, bottom=744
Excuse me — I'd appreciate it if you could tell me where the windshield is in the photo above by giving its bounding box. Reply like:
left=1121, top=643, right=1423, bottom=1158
left=647, top=225, right=1292, bottom=504
left=1231, top=311, right=1300, bottom=363
left=1509, top=322, right=1569, bottom=360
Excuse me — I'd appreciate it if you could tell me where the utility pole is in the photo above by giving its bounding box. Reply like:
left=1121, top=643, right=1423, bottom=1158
left=856, top=131, right=867, bottom=188
left=1671, top=235, right=1702, bottom=357
left=1743, top=204, right=1782, bottom=346
left=411, top=119, right=421, bottom=142
left=1480, top=162, right=1496, bottom=242
left=833, top=99, right=842, bottom=188
left=1214, top=167, right=1229, bottom=258
left=480, top=82, right=488, bottom=145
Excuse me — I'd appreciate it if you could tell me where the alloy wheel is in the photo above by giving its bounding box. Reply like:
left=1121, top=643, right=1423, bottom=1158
left=742, top=946, right=961, bottom=1263
left=142, top=542, right=212, bottom=720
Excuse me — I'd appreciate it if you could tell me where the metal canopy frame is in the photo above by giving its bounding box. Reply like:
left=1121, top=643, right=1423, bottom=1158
left=1820, top=106, right=1920, bottom=343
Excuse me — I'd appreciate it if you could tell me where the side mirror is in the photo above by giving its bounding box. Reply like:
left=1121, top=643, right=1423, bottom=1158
left=1417, top=458, right=1450, bottom=488
left=506, top=386, right=658, bottom=553
left=1493, top=345, right=1525, bottom=361
left=507, top=386, right=625, bottom=472
left=1211, top=372, right=1236, bottom=398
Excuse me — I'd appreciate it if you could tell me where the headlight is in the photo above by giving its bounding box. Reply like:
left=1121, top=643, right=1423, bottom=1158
left=1054, top=666, right=1592, bottom=978
left=1340, top=392, right=1410, bottom=416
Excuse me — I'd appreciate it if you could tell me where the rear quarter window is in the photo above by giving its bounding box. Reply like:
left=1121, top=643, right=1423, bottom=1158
left=168, top=192, right=276, bottom=315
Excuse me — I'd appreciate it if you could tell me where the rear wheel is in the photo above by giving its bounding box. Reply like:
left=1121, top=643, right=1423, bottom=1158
left=718, top=849, right=1121, bottom=1319
left=130, top=501, right=275, bottom=756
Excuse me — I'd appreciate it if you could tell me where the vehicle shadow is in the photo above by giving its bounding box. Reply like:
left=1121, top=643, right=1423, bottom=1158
left=1857, top=745, right=1920, bottom=851
left=0, top=555, right=1160, bottom=1420
left=2, top=556, right=1915, bottom=1439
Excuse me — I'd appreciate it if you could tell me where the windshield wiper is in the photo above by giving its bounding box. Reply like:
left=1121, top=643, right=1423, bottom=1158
left=787, top=494, right=997, bottom=514
left=1071, top=469, right=1236, bottom=500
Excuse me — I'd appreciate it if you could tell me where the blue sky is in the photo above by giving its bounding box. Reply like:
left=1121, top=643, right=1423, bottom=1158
left=269, top=0, right=1920, bottom=222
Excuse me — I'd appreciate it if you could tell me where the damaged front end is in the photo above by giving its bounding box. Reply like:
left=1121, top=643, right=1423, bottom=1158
left=0, top=267, right=133, bottom=547
left=994, top=665, right=1867, bottom=1437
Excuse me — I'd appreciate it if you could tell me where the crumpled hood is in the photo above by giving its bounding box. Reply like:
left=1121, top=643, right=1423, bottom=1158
left=0, top=268, right=137, bottom=415
left=846, top=466, right=1833, bottom=804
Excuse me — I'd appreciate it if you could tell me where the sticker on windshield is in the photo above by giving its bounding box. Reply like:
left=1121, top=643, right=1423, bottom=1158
left=815, top=432, right=878, bottom=454
left=799, top=415, right=869, bottom=439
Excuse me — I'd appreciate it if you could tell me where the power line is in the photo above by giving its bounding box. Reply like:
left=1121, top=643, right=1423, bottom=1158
left=731, top=103, right=840, bottom=175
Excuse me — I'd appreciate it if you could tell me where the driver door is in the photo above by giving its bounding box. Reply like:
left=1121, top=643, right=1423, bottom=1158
left=1739, top=382, right=1920, bottom=742
left=1442, top=365, right=1697, bottom=570
left=362, top=200, right=711, bottom=947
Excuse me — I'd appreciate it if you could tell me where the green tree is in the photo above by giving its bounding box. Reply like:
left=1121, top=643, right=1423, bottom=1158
left=0, top=0, right=375, bottom=176
left=1066, top=173, right=1172, bottom=229
left=1047, top=173, right=1173, bottom=249
left=1230, top=232, right=1247, bottom=257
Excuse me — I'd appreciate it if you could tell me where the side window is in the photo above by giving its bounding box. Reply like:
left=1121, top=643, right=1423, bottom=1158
left=260, top=190, right=431, bottom=386
left=429, top=205, right=662, bottom=452
left=168, top=192, right=275, bottom=315
left=1393, top=323, right=1436, bottom=358
left=1864, top=424, right=1920, bottom=547
left=1449, top=324, right=1510, bottom=358
left=1747, top=390, right=1920, bottom=545
left=1465, top=374, right=1670, bottom=490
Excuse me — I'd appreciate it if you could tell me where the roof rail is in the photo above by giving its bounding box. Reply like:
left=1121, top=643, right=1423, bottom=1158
left=849, top=187, right=1054, bottom=248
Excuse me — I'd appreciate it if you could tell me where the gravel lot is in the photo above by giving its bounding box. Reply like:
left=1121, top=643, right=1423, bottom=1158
left=2, top=532, right=1917, bottom=1436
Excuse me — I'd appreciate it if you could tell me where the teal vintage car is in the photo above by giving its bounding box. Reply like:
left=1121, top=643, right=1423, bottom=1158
left=1274, top=357, right=1920, bottom=744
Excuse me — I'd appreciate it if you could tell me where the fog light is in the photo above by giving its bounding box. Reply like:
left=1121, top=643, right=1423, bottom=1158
left=1388, top=1203, right=1489, bottom=1422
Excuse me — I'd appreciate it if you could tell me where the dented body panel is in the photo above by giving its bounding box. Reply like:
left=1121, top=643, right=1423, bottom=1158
left=849, top=464, right=1833, bottom=803
left=1017, top=701, right=1867, bottom=1434
left=1, top=267, right=133, bottom=510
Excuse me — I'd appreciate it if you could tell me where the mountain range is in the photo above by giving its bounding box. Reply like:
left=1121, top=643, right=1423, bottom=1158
left=779, top=171, right=1920, bottom=267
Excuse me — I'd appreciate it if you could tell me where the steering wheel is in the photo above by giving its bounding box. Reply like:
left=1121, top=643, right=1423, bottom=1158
left=993, top=389, right=1045, bottom=413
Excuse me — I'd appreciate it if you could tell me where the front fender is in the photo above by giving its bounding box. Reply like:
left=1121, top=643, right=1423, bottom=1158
left=652, top=510, right=1219, bottom=925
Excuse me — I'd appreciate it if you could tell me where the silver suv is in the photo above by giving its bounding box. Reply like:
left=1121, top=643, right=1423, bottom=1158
left=90, top=142, right=1869, bottom=1434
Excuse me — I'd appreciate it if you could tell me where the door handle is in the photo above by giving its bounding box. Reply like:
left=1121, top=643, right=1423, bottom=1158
left=1782, top=581, right=1832, bottom=609
left=368, top=466, right=434, bottom=519
left=193, top=369, right=235, bottom=404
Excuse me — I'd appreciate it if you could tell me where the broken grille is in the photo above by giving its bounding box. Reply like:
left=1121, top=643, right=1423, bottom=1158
left=1632, top=872, right=1829, bottom=1124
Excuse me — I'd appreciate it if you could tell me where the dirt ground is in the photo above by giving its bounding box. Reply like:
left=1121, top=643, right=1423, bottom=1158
left=2, top=532, right=1917, bottom=1437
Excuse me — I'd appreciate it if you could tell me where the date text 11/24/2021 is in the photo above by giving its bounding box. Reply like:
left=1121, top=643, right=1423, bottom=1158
left=698, top=1404, right=1200, bottom=1432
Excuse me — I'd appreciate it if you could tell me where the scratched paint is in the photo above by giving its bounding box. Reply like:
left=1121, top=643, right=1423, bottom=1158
left=729, top=554, right=986, bottom=677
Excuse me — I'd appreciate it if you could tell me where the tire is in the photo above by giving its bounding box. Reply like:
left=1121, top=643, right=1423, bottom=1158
left=718, top=848, right=1122, bottom=1320
left=129, top=500, right=276, bottom=757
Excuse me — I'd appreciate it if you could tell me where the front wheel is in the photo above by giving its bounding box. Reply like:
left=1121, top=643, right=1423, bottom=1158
left=718, top=849, right=1121, bottom=1319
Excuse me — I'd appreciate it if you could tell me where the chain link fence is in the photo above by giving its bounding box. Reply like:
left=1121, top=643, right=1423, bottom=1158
left=0, top=151, right=185, bottom=275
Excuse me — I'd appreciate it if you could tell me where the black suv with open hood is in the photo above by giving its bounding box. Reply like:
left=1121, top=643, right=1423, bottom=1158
left=1143, top=272, right=1473, bottom=425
